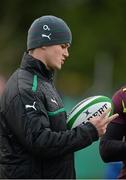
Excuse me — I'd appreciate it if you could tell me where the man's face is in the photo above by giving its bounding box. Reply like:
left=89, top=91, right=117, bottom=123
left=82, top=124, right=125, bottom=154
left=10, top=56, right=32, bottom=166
left=43, top=43, right=70, bottom=70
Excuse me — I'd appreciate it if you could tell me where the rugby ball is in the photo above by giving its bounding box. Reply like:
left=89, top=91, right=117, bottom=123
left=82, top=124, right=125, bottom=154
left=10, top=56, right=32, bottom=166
left=67, top=95, right=113, bottom=129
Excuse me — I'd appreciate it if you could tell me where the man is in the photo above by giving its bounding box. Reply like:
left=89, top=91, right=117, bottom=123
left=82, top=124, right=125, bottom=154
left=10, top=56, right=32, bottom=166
left=0, top=15, right=118, bottom=179
left=100, top=86, right=126, bottom=179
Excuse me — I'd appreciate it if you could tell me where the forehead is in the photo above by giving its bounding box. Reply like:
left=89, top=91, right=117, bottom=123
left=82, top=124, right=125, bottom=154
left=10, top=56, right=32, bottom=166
left=45, top=43, right=70, bottom=49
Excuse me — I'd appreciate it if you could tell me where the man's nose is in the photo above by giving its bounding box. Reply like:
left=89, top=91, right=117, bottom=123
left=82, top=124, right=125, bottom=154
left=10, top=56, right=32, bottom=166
left=64, top=49, right=69, bottom=58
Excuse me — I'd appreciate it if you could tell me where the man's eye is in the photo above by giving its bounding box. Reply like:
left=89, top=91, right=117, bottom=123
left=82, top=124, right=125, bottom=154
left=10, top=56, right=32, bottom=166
left=61, top=44, right=70, bottom=49
left=61, top=45, right=65, bottom=48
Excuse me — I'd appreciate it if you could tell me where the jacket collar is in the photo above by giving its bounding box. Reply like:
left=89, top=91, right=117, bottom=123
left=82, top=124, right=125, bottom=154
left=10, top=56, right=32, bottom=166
left=20, top=52, right=54, bottom=81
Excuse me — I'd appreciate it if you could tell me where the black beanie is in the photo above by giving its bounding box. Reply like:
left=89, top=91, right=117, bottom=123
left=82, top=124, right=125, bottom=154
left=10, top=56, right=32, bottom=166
left=27, top=15, right=72, bottom=50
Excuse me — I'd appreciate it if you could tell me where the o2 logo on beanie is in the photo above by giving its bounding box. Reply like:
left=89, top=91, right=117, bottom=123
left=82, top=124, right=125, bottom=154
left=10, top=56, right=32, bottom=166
left=43, top=25, right=50, bottom=31
left=41, top=24, right=52, bottom=40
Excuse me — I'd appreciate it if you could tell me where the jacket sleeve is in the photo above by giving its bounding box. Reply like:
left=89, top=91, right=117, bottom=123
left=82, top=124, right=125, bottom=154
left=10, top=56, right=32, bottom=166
left=100, top=88, right=126, bottom=162
left=5, top=90, right=99, bottom=159
left=100, top=122, right=126, bottom=162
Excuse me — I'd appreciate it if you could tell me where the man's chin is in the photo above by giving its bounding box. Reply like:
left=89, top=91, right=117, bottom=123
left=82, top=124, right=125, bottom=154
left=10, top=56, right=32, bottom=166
left=55, top=66, right=62, bottom=70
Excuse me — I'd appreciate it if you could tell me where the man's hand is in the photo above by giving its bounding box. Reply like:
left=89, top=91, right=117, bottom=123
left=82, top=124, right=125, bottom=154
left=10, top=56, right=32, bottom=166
left=89, top=109, right=119, bottom=137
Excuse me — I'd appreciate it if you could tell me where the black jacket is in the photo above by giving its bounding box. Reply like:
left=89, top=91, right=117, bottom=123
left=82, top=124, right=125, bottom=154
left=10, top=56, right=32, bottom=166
left=0, top=53, right=99, bottom=179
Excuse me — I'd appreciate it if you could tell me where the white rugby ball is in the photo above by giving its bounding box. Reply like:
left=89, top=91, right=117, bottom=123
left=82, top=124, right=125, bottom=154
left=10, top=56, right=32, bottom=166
left=67, top=95, right=112, bottom=129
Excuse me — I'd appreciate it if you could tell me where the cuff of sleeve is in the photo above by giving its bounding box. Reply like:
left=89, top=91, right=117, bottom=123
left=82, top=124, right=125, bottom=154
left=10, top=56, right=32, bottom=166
left=84, top=122, right=99, bottom=141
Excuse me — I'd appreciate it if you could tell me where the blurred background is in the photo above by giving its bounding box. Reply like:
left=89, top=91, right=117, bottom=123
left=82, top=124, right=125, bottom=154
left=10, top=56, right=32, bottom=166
left=0, top=0, right=126, bottom=178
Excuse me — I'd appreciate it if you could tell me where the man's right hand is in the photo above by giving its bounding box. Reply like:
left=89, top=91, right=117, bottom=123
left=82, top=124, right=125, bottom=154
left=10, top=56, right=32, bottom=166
left=89, top=109, right=119, bottom=137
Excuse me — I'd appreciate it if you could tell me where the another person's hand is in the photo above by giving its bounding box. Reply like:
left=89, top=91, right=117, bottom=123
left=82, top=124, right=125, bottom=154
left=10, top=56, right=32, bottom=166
left=89, top=109, right=119, bottom=137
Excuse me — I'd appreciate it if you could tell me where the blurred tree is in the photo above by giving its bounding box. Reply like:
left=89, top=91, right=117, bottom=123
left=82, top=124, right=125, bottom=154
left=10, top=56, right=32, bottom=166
left=0, top=0, right=126, bottom=96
